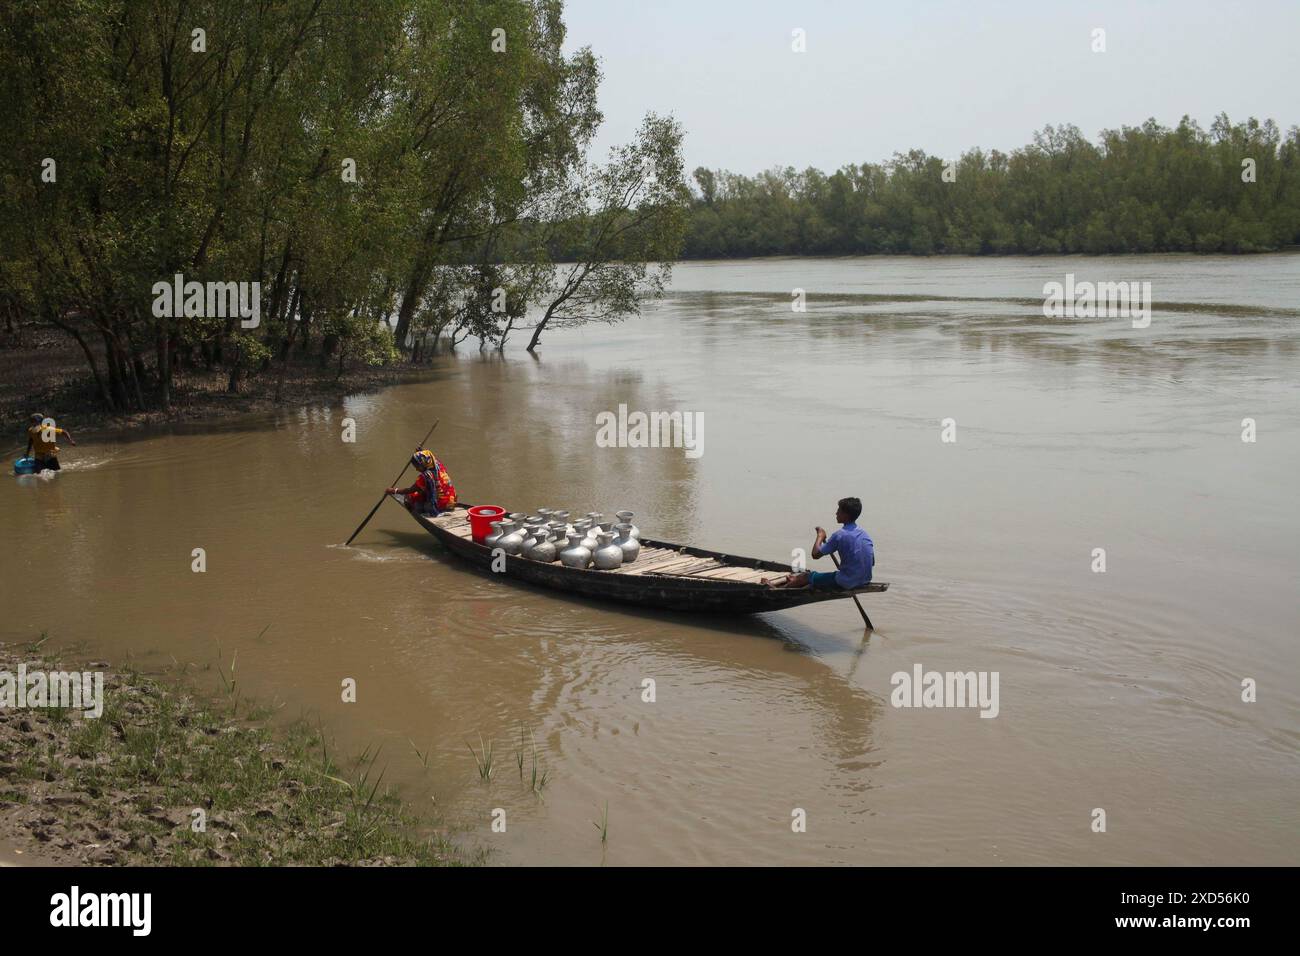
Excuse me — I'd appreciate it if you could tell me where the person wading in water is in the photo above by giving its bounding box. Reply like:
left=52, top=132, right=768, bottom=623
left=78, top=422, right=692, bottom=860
left=25, top=413, right=77, bottom=471
left=386, top=448, right=457, bottom=516
left=764, top=496, right=874, bottom=591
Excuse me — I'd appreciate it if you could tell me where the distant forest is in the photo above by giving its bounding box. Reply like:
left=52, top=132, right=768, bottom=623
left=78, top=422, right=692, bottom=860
left=676, top=116, right=1300, bottom=258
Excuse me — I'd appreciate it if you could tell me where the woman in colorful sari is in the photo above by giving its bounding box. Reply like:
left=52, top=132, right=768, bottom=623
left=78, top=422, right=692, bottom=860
left=386, top=448, right=457, bottom=516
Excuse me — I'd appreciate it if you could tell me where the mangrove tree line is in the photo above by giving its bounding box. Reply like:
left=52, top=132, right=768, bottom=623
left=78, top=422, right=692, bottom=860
left=0, top=0, right=688, bottom=412
left=682, top=117, right=1300, bottom=258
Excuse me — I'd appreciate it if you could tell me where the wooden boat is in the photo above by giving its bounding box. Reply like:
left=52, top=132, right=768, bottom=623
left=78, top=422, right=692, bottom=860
left=410, top=505, right=888, bottom=615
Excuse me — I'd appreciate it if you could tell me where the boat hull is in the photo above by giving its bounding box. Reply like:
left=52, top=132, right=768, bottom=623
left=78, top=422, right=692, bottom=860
left=410, top=507, right=888, bottom=615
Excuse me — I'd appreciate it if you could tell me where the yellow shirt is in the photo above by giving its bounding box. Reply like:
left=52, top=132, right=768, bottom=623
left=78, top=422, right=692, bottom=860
left=28, top=425, right=65, bottom=457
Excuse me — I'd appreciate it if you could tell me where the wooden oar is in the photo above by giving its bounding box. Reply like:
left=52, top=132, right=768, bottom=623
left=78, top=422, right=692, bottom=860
left=344, top=420, right=439, bottom=545
left=826, top=548, right=874, bottom=630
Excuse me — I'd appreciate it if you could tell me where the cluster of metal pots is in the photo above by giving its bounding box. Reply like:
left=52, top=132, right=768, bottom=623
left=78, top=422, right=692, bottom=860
left=483, top=510, right=641, bottom=569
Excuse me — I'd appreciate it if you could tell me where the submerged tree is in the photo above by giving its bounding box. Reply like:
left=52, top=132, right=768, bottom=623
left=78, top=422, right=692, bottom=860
left=523, top=113, right=688, bottom=352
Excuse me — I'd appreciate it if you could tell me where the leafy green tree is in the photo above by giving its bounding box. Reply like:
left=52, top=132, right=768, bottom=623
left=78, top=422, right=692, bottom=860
left=1, top=0, right=679, bottom=413
left=678, top=116, right=1298, bottom=259
left=523, top=113, right=687, bottom=352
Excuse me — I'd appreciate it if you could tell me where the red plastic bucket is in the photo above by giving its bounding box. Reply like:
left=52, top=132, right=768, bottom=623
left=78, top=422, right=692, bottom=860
left=467, top=505, right=506, bottom=544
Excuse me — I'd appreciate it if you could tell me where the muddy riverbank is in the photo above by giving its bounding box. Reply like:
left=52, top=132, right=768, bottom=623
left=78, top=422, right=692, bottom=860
left=0, top=639, right=471, bottom=866
left=0, top=320, right=445, bottom=443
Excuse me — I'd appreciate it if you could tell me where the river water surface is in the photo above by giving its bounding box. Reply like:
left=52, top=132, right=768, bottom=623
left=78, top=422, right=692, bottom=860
left=4, top=255, right=1298, bottom=865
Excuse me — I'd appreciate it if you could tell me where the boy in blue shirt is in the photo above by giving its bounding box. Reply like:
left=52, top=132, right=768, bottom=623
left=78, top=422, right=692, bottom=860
left=766, top=497, right=874, bottom=590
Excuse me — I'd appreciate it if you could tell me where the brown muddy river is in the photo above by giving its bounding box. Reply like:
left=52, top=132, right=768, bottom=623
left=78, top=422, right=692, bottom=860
left=4, top=254, right=1299, bottom=865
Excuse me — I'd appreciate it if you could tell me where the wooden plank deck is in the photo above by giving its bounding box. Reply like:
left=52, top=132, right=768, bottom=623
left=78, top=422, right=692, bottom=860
left=431, top=514, right=776, bottom=582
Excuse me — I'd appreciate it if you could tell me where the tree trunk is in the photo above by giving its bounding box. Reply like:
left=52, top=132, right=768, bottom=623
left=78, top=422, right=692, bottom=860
left=227, top=342, right=243, bottom=393
left=393, top=254, right=430, bottom=351
left=278, top=284, right=301, bottom=362
left=527, top=270, right=584, bottom=353
left=393, top=182, right=461, bottom=350
left=50, top=313, right=115, bottom=410
left=273, top=287, right=303, bottom=403
left=157, top=312, right=171, bottom=410
left=297, top=295, right=314, bottom=356
left=496, top=317, right=514, bottom=352
left=129, top=325, right=150, bottom=396
left=99, top=328, right=130, bottom=409
left=123, top=332, right=146, bottom=410
left=2, top=300, right=18, bottom=344
left=320, top=332, right=339, bottom=368
left=526, top=304, right=559, bottom=353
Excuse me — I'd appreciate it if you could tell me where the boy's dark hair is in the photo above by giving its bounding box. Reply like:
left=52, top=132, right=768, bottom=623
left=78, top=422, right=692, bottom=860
left=838, top=497, right=862, bottom=521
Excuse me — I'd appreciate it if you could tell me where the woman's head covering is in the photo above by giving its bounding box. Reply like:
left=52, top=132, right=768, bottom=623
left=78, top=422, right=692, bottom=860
left=411, top=448, right=436, bottom=470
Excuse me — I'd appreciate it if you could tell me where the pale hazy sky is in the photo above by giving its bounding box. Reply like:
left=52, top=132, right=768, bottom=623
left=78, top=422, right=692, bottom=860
left=562, top=0, right=1300, bottom=174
